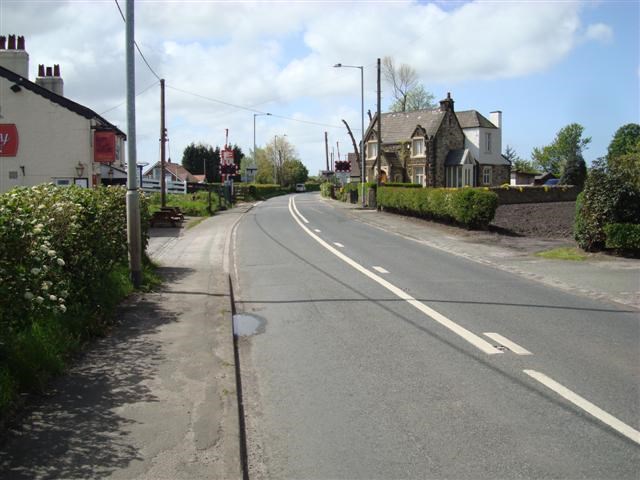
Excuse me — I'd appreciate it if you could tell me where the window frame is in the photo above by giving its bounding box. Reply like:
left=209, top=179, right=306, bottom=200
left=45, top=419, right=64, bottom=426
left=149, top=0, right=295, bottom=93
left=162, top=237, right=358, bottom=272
left=367, top=141, right=378, bottom=160
left=482, top=166, right=492, bottom=185
left=485, top=132, right=492, bottom=153
left=411, top=137, right=425, bottom=158
left=413, top=165, right=424, bottom=186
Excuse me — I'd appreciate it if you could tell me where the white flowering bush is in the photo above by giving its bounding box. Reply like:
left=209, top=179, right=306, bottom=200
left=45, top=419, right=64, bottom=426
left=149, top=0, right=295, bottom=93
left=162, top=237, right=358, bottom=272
left=0, top=185, right=150, bottom=410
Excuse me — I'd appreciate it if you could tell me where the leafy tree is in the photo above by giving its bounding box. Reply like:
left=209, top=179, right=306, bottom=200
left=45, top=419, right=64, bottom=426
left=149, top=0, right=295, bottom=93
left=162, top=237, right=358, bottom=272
left=383, top=56, right=436, bottom=112
left=265, top=136, right=299, bottom=185
left=512, top=159, right=538, bottom=173
left=281, top=159, right=309, bottom=186
left=607, top=123, right=640, bottom=160
left=531, top=123, right=591, bottom=177
left=560, top=150, right=587, bottom=191
left=255, top=148, right=274, bottom=184
left=181, top=142, right=217, bottom=180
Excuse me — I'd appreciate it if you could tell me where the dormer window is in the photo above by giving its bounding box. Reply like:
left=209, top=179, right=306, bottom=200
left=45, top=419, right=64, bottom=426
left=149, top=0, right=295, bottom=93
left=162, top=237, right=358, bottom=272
left=367, top=142, right=378, bottom=160
left=411, top=138, right=425, bottom=157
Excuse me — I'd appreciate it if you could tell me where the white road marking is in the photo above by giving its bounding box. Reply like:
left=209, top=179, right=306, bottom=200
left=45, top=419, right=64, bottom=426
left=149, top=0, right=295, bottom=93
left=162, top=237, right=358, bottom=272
left=288, top=197, right=502, bottom=355
left=291, top=196, right=310, bottom=223
left=373, top=266, right=389, bottom=274
left=334, top=242, right=344, bottom=248
left=524, top=369, right=640, bottom=445
left=314, top=229, right=321, bottom=233
left=484, top=332, right=532, bottom=355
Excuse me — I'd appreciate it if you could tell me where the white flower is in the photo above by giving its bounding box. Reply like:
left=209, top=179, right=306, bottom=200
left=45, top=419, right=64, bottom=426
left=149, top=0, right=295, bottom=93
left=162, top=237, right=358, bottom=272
left=24, top=291, right=34, bottom=300
left=58, top=304, right=67, bottom=313
left=47, top=250, right=56, bottom=257
left=58, top=297, right=65, bottom=303
left=31, top=268, right=41, bottom=275
left=49, top=295, right=57, bottom=302
left=35, top=296, right=44, bottom=304
left=56, top=258, right=65, bottom=266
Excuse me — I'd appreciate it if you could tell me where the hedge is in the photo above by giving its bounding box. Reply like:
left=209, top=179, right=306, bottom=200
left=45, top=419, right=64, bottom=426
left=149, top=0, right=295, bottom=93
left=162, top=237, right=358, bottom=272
left=0, top=185, right=151, bottom=414
left=377, top=186, right=498, bottom=229
left=236, top=184, right=289, bottom=200
left=304, top=182, right=321, bottom=192
left=604, top=223, right=640, bottom=251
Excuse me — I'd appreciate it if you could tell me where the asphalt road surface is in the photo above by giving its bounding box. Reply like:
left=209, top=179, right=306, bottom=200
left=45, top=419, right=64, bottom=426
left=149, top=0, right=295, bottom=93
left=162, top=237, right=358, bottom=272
left=233, top=193, right=639, bottom=479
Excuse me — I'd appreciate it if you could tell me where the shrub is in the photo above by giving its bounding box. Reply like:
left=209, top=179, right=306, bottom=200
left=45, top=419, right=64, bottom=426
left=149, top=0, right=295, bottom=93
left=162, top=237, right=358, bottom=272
left=377, top=186, right=498, bottom=229
left=383, top=182, right=422, bottom=188
left=604, top=223, right=640, bottom=251
left=304, top=182, right=321, bottom=192
left=320, top=182, right=333, bottom=198
left=574, top=160, right=640, bottom=251
left=148, top=191, right=220, bottom=216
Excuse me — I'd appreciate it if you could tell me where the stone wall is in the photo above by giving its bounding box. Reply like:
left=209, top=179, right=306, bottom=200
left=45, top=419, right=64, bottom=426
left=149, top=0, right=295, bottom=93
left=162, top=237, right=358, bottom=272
left=490, top=185, right=578, bottom=204
left=433, top=111, right=465, bottom=187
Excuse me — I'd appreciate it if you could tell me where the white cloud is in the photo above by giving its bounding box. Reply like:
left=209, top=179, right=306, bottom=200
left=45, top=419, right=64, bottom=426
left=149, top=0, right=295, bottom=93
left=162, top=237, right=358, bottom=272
left=0, top=0, right=613, bottom=175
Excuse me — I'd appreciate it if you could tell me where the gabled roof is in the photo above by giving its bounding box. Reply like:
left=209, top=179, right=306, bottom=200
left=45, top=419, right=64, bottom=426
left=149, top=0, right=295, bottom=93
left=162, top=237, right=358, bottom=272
left=365, top=108, right=446, bottom=145
left=445, top=149, right=474, bottom=166
left=456, top=110, right=497, bottom=129
left=145, top=160, right=199, bottom=182
left=0, top=65, right=125, bottom=137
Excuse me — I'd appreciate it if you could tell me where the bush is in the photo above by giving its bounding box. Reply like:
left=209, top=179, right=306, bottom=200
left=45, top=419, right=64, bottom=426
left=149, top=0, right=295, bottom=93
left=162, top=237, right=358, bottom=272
left=0, top=185, right=152, bottom=416
left=574, top=160, right=640, bottom=251
left=148, top=191, right=220, bottom=216
left=604, top=223, right=640, bottom=251
left=320, top=182, right=333, bottom=198
left=304, top=182, right=321, bottom=192
left=377, top=186, right=498, bottom=229
left=383, top=182, right=422, bottom=188
left=236, top=184, right=289, bottom=200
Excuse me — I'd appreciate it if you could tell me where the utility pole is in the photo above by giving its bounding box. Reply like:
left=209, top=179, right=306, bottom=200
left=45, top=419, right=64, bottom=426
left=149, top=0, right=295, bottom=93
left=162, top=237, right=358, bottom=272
left=160, top=78, right=166, bottom=207
left=324, top=131, right=329, bottom=173
left=376, top=57, right=382, bottom=190
left=125, top=0, right=142, bottom=287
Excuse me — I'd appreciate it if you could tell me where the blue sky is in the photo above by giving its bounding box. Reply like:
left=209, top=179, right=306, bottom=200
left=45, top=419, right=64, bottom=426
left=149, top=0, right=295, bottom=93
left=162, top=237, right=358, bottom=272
left=1, top=0, right=638, bottom=175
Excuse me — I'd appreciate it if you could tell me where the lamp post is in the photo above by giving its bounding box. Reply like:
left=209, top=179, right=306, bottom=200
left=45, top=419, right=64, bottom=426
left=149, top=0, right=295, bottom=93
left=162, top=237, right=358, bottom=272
left=254, top=112, right=271, bottom=180
left=334, top=63, right=364, bottom=207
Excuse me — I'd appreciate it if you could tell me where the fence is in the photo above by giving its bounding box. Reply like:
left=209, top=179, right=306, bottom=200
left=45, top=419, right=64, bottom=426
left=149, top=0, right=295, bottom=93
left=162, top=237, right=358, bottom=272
left=141, top=178, right=187, bottom=194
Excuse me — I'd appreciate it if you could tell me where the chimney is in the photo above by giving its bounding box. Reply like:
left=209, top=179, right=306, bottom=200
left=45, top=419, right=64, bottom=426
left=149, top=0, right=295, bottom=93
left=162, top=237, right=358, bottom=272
left=439, top=92, right=454, bottom=113
left=0, top=34, right=29, bottom=78
left=36, top=63, right=64, bottom=96
left=490, top=111, right=502, bottom=130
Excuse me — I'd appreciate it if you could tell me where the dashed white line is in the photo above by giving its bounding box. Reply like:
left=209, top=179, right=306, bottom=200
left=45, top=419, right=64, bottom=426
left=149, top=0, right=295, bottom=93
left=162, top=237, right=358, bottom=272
left=288, top=197, right=502, bottom=355
left=373, top=266, right=389, bottom=274
left=524, top=370, right=640, bottom=445
left=333, top=242, right=344, bottom=248
left=314, top=229, right=321, bottom=233
left=484, top=332, right=532, bottom=355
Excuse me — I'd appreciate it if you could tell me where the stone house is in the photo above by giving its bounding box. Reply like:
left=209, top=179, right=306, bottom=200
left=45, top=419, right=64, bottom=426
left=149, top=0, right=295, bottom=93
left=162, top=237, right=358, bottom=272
left=363, top=93, right=511, bottom=187
left=0, top=35, right=126, bottom=194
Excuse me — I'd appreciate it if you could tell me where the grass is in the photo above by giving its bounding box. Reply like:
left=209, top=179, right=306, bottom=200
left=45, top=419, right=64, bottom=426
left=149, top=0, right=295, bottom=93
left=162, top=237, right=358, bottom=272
left=535, top=247, right=588, bottom=261
left=147, top=191, right=221, bottom=217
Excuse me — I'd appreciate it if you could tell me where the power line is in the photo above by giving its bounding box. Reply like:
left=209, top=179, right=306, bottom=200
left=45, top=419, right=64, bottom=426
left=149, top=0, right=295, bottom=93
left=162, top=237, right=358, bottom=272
left=114, top=0, right=161, bottom=80
left=99, top=80, right=159, bottom=115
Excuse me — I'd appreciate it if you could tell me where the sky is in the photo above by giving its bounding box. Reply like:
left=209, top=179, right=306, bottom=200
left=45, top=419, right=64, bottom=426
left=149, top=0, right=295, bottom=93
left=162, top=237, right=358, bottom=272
left=1, top=0, right=638, bottom=176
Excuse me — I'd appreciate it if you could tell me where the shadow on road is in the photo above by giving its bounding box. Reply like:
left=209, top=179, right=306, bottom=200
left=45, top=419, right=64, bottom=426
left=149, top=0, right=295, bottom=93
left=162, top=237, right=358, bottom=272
left=0, top=296, right=179, bottom=479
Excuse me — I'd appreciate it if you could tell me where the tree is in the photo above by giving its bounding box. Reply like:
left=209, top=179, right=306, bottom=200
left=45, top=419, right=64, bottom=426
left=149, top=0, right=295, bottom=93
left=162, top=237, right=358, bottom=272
left=607, top=123, right=640, bottom=160
left=560, top=150, right=587, bottom=191
left=265, top=136, right=299, bottom=186
left=181, top=142, right=219, bottom=182
left=255, top=148, right=274, bottom=184
left=531, top=123, right=591, bottom=177
left=281, top=159, right=309, bottom=186
left=382, top=56, right=436, bottom=112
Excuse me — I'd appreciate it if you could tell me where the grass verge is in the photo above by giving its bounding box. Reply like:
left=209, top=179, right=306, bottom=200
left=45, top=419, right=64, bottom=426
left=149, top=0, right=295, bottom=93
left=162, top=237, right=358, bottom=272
left=535, top=247, right=588, bottom=261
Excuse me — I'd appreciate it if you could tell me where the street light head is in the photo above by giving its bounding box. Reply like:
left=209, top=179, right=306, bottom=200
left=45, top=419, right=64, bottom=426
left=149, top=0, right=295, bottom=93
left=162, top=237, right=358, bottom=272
left=334, top=63, right=342, bottom=68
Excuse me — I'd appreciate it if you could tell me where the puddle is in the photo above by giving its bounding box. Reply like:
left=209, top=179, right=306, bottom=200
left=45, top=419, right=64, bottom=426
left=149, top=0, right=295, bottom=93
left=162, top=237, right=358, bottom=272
left=233, top=314, right=266, bottom=337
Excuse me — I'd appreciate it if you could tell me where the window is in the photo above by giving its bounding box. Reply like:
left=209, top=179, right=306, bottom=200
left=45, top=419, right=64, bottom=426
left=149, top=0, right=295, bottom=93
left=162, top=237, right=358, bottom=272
left=485, top=132, right=492, bottom=153
left=413, top=166, right=424, bottom=186
left=482, top=166, right=492, bottom=185
left=54, top=178, right=72, bottom=187
left=367, top=142, right=378, bottom=159
left=411, top=138, right=425, bottom=157
left=8, top=171, right=18, bottom=180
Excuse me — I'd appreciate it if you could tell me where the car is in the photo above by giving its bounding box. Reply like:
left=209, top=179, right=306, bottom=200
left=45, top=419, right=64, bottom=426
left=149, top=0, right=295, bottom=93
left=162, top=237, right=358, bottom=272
left=295, top=184, right=306, bottom=192
left=544, top=178, right=560, bottom=186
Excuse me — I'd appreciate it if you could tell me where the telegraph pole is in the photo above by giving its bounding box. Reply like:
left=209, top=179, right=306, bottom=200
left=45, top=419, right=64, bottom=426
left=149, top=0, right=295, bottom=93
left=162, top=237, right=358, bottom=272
left=324, top=131, right=329, bottom=173
left=125, top=0, right=142, bottom=287
left=376, top=57, right=382, bottom=190
left=160, top=78, right=167, bottom=207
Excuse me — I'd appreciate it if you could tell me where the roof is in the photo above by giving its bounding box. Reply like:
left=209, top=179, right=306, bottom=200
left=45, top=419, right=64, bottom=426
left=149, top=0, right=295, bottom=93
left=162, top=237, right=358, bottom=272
left=0, top=64, right=125, bottom=137
left=164, top=162, right=199, bottom=182
left=456, top=110, right=497, bottom=129
left=347, top=152, right=361, bottom=178
left=445, top=149, right=474, bottom=166
left=366, top=108, right=446, bottom=145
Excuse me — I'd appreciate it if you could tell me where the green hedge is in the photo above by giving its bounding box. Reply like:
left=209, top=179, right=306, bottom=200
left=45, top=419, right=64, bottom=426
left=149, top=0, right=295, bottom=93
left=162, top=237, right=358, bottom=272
left=604, top=223, right=640, bottom=251
left=236, top=184, right=289, bottom=200
left=304, top=182, right=321, bottom=192
left=383, top=182, right=422, bottom=188
left=377, top=186, right=498, bottom=229
left=320, top=182, right=333, bottom=198
left=0, top=185, right=152, bottom=415
left=148, top=191, right=220, bottom=216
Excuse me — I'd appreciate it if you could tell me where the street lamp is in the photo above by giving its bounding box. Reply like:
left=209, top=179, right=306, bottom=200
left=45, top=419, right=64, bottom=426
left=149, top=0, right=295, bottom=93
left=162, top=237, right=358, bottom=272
left=334, top=63, right=365, bottom=207
left=253, top=112, right=271, bottom=177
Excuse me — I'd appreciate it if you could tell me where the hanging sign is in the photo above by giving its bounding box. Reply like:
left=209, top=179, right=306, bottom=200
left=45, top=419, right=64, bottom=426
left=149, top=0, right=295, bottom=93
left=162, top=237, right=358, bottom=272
left=0, top=124, right=19, bottom=157
left=94, top=131, right=117, bottom=163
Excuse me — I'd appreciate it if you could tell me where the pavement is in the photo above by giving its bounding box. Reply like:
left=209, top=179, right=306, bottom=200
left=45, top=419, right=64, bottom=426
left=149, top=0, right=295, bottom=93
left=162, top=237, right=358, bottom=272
left=0, top=196, right=636, bottom=480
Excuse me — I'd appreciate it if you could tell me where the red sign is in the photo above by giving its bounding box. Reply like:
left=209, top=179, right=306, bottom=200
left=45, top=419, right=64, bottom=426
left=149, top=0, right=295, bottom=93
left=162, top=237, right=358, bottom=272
left=221, top=148, right=234, bottom=163
left=94, top=131, right=117, bottom=163
left=0, top=124, right=19, bottom=157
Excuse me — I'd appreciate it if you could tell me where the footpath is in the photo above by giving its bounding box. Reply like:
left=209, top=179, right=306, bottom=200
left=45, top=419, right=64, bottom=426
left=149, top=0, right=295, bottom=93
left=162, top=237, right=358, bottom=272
left=0, top=196, right=636, bottom=480
left=0, top=204, right=252, bottom=480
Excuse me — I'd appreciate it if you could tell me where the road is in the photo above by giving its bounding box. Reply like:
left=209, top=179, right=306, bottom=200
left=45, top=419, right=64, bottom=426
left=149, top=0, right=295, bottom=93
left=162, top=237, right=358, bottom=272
left=233, top=193, right=640, bottom=479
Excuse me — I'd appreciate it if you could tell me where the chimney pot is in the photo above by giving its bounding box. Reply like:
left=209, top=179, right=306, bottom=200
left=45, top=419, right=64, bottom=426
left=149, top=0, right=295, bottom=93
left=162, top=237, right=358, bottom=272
left=0, top=36, right=6, bottom=50
left=8, top=35, right=16, bottom=50
left=17, top=36, right=25, bottom=50
left=38, top=64, right=45, bottom=77
left=53, top=64, right=60, bottom=77
left=46, top=66, right=53, bottom=77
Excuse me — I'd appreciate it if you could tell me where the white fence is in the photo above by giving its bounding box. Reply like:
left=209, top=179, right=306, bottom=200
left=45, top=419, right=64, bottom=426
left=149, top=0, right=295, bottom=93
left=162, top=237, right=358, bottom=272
left=141, top=178, right=187, bottom=194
